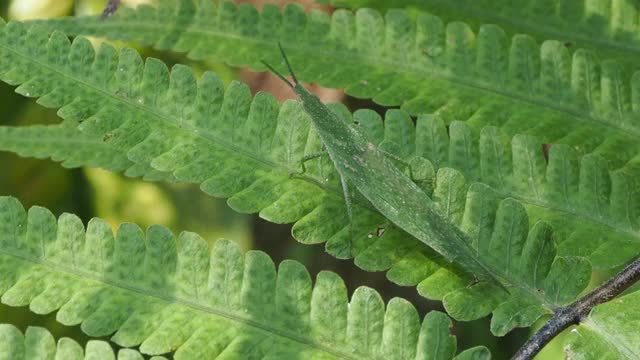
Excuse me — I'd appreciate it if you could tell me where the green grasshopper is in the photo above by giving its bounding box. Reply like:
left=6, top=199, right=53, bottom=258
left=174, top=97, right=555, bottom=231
left=262, top=44, right=502, bottom=285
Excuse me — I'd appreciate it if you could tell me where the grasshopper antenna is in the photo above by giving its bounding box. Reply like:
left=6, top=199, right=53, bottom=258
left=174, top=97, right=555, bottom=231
left=261, top=60, right=294, bottom=89
left=260, top=42, right=299, bottom=89
left=276, top=42, right=299, bottom=85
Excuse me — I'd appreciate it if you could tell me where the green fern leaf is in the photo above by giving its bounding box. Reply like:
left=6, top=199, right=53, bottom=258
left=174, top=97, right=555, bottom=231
left=0, top=196, right=488, bottom=359
left=319, top=0, right=640, bottom=69
left=0, top=122, right=132, bottom=172
left=0, top=323, right=163, bottom=360
left=31, top=0, right=640, bottom=167
left=0, top=20, right=598, bottom=334
left=0, top=122, right=176, bottom=181
left=564, top=289, right=640, bottom=358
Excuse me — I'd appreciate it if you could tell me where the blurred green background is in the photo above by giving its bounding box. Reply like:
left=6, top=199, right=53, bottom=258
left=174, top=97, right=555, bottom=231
left=0, top=1, right=571, bottom=358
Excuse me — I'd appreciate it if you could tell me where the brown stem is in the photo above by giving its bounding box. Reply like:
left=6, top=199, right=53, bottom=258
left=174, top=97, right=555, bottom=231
left=512, top=257, right=640, bottom=360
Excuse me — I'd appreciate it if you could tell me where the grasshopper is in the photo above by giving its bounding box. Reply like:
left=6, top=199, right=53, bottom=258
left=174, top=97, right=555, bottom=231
left=262, top=44, right=502, bottom=285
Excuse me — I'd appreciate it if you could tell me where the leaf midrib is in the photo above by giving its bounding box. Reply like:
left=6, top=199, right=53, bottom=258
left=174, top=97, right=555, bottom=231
left=0, top=129, right=118, bottom=146
left=0, top=246, right=366, bottom=360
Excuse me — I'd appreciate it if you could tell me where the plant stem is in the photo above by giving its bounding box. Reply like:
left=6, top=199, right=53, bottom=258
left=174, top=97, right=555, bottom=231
left=512, top=256, right=640, bottom=360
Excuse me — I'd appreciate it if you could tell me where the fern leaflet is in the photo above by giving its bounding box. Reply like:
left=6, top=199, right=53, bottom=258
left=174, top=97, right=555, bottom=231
left=0, top=122, right=174, bottom=180
left=0, top=196, right=490, bottom=359
left=0, top=323, right=161, bottom=360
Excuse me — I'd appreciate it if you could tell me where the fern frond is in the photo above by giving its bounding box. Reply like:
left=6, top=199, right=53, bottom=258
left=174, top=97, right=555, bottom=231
left=0, top=123, right=173, bottom=181
left=0, top=196, right=490, bottom=359
left=319, top=0, right=640, bottom=68
left=0, top=21, right=597, bottom=335
left=0, top=323, right=162, bottom=359
left=565, top=288, right=640, bottom=358
left=0, top=122, right=131, bottom=172
left=31, top=0, right=640, bottom=167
